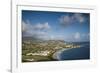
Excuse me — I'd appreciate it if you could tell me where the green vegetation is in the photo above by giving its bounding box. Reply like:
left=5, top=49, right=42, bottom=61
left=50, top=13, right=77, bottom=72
left=22, top=40, right=80, bottom=62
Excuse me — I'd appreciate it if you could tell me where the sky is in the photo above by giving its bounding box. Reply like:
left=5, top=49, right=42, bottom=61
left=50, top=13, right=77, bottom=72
left=22, top=10, right=90, bottom=42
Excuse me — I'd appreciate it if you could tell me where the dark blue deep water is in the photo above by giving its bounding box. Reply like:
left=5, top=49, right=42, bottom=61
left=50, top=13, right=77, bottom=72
left=59, top=42, right=90, bottom=60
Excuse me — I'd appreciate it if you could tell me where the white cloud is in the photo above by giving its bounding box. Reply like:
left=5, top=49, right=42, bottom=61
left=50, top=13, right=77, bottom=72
left=59, top=15, right=72, bottom=26
left=22, top=21, right=51, bottom=40
left=81, top=33, right=90, bottom=40
left=74, top=32, right=81, bottom=40
left=43, top=22, right=50, bottom=29
left=49, top=35, right=65, bottom=40
left=59, top=13, right=85, bottom=27
left=33, top=22, right=50, bottom=30
left=22, top=21, right=28, bottom=32
left=73, top=32, right=90, bottom=42
left=74, top=13, right=84, bottom=23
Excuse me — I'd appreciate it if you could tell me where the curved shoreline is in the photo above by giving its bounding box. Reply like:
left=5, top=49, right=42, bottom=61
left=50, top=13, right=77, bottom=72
left=52, top=48, right=73, bottom=60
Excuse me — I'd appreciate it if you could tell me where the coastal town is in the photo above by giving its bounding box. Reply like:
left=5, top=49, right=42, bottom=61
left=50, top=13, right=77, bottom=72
left=22, top=40, right=81, bottom=62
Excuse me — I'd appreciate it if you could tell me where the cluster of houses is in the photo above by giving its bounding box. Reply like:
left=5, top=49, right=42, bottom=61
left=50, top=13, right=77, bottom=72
left=26, top=50, right=50, bottom=56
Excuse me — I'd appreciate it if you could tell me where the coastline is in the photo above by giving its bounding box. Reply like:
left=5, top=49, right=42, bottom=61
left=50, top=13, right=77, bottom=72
left=52, top=48, right=73, bottom=60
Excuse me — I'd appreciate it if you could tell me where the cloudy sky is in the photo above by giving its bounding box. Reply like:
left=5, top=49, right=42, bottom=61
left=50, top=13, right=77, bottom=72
left=22, top=10, right=90, bottom=42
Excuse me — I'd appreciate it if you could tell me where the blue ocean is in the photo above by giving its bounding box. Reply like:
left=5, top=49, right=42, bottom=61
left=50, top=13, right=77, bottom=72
left=59, top=42, right=90, bottom=60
